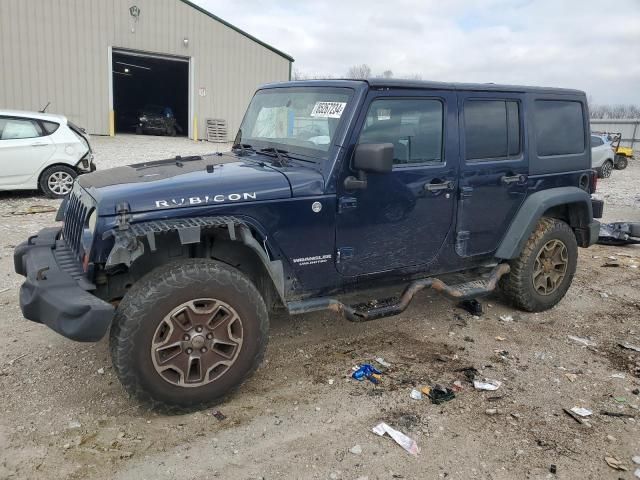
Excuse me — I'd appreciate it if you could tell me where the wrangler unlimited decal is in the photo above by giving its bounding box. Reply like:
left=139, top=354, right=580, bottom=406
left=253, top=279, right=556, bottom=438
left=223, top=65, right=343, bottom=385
left=155, top=192, right=257, bottom=208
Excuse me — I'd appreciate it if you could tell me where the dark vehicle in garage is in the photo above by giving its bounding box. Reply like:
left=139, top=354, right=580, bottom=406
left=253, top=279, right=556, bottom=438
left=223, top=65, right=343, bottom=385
left=14, top=79, right=601, bottom=410
left=136, top=104, right=181, bottom=136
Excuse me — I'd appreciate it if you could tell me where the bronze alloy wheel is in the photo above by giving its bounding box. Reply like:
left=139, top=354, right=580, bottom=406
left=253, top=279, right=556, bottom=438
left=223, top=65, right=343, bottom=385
left=532, top=239, right=568, bottom=296
left=151, top=298, right=243, bottom=387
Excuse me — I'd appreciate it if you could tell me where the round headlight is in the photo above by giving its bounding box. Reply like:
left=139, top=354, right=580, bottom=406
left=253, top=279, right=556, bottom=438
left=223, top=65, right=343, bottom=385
left=86, top=209, right=97, bottom=235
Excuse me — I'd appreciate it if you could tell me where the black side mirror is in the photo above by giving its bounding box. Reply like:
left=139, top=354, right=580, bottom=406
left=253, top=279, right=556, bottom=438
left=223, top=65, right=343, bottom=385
left=353, top=143, right=394, bottom=173
left=344, top=143, right=394, bottom=190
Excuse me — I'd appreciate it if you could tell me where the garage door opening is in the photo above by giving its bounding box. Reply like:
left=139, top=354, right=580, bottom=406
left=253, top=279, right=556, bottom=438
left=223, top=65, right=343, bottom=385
left=112, top=49, right=189, bottom=137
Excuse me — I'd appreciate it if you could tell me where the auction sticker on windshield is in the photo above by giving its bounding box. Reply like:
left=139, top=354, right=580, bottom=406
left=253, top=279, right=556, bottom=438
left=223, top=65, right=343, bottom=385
left=310, top=102, right=347, bottom=118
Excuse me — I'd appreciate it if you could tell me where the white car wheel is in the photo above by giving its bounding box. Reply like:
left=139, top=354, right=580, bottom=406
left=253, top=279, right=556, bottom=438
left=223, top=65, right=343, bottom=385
left=39, top=165, right=78, bottom=198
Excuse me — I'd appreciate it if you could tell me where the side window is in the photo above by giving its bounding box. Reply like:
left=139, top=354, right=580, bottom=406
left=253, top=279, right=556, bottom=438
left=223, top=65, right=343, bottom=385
left=464, top=100, right=521, bottom=161
left=41, top=121, right=60, bottom=135
left=535, top=100, right=585, bottom=156
left=0, top=117, right=44, bottom=140
left=590, top=136, right=603, bottom=147
left=359, top=98, right=444, bottom=165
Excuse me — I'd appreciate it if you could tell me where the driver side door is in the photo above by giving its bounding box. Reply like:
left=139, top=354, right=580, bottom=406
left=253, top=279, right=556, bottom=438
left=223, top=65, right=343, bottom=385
left=335, top=91, right=459, bottom=276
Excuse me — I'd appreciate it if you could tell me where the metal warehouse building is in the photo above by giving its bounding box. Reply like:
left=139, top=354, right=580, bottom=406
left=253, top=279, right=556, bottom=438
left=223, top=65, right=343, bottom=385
left=0, top=0, right=293, bottom=139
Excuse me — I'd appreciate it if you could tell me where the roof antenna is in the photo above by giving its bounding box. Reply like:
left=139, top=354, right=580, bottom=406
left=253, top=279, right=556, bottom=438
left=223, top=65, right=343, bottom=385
left=39, top=101, right=50, bottom=113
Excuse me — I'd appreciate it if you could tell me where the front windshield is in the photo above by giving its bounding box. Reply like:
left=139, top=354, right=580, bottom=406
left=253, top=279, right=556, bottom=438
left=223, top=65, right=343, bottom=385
left=236, top=87, right=353, bottom=160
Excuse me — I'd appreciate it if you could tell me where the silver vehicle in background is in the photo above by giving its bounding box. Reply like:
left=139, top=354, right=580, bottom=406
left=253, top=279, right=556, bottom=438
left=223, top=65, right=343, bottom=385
left=591, top=134, right=615, bottom=178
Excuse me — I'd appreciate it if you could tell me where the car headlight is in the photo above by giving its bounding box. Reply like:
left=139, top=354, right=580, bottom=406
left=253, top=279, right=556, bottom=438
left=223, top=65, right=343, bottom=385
left=139, top=116, right=147, bottom=122
left=86, top=209, right=97, bottom=235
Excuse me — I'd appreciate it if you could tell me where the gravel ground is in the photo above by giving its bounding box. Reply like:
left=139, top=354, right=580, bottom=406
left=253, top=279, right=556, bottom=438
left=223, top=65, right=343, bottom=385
left=0, top=136, right=638, bottom=480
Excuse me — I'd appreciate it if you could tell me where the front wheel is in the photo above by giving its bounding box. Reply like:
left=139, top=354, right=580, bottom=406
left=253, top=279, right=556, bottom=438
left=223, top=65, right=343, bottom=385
left=110, top=259, right=269, bottom=411
left=500, top=218, right=578, bottom=312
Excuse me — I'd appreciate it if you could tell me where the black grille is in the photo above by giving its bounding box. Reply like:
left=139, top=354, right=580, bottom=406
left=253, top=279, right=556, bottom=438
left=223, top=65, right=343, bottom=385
left=62, top=186, right=93, bottom=259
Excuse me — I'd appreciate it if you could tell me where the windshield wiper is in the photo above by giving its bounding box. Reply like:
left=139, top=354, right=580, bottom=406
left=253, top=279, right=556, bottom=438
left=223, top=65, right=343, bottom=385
left=260, top=147, right=290, bottom=167
left=231, top=143, right=254, bottom=156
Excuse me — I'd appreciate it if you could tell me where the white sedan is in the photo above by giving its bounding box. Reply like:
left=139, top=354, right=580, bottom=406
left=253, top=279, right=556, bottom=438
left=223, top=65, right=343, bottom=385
left=0, top=110, right=95, bottom=198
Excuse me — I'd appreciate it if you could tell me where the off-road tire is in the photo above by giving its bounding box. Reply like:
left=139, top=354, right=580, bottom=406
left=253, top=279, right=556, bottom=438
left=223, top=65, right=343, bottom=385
left=135, top=126, right=143, bottom=135
left=110, top=259, right=269, bottom=412
left=167, top=126, right=177, bottom=137
left=599, top=160, right=613, bottom=178
left=614, top=155, right=628, bottom=170
left=39, top=165, right=77, bottom=198
left=500, top=217, right=578, bottom=312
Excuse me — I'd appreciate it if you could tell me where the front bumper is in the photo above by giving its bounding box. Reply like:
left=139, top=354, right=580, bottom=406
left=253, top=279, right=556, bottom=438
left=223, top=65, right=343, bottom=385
left=14, top=227, right=113, bottom=342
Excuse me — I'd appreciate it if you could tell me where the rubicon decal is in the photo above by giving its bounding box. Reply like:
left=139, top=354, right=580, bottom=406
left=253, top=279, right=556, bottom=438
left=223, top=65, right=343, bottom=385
left=155, top=192, right=257, bottom=208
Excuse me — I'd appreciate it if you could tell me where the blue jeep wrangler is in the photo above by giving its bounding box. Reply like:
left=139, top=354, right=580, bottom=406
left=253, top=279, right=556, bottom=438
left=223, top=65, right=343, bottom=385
left=14, top=79, right=602, bottom=410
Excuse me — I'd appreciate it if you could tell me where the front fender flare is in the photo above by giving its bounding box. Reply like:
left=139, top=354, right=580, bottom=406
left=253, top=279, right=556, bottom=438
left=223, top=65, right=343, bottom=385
left=495, top=187, right=593, bottom=259
left=102, top=215, right=287, bottom=303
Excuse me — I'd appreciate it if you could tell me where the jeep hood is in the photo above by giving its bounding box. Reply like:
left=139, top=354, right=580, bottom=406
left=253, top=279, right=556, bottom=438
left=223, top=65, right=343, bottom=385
left=77, top=153, right=321, bottom=215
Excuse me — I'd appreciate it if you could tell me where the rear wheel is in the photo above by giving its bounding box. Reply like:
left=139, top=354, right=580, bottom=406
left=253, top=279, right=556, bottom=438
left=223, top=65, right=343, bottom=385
left=500, top=218, right=578, bottom=312
left=167, top=126, right=177, bottom=137
left=39, top=165, right=77, bottom=198
left=614, top=155, right=628, bottom=170
left=599, top=160, right=613, bottom=178
left=110, top=259, right=269, bottom=411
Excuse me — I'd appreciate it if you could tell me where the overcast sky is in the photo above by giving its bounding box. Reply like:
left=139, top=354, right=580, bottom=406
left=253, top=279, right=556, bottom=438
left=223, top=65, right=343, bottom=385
left=194, top=0, right=640, bottom=104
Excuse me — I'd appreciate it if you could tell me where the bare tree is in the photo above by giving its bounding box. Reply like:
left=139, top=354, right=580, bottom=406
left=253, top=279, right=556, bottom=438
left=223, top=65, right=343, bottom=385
left=346, top=64, right=371, bottom=79
left=590, top=103, right=640, bottom=119
left=382, top=70, right=393, bottom=79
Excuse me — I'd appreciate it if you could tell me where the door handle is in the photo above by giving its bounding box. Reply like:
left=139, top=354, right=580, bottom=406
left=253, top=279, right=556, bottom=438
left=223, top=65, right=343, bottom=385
left=500, top=174, right=527, bottom=185
left=31, top=143, right=49, bottom=147
left=424, top=180, right=454, bottom=192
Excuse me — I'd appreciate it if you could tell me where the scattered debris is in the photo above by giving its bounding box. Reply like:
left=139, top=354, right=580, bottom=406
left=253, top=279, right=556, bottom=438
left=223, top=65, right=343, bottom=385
left=349, top=444, right=362, bottom=455
left=611, top=373, right=626, bottom=379
left=563, top=408, right=591, bottom=426
left=328, top=379, right=335, bottom=385
left=352, top=364, right=382, bottom=384
left=632, top=456, right=640, bottom=465
left=67, top=421, right=81, bottom=429
left=567, top=335, right=596, bottom=347
left=451, top=380, right=464, bottom=392
left=633, top=388, right=640, bottom=395
left=600, top=411, right=635, bottom=418
left=428, top=385, right=455, bottom=404
left=212, top=410, right=226, bottom=421
left=456, top=366, right=479, bottom=383
left=602, top=261, right=621, bottom=267
left=473, top=379, right=502, bottom=391
left=495, top=336, right=506, bottom=341
left=604, top=456, right=628, bottom=471
left=7, top=353, right=28, bottom=366
left=600, top=292, right=609, bottom=298
left=458, top=299, right=484, bottom=316
left=619, top=343, right=640, bottom=353
left=550, top=464, right=557, bottom=474
left=485, top=408, right=498, bottom=415
left=97, top=367, right=105, bottom=375
left=613, top=396, right=626, bottom=403
left=463, top=336, right=475, bottom=343
left=564, top=373, right=578, bottom=382
left=598, top=222, right=640, bottom=246
left=635, top=468, right=640, bottom=479
left=499, top=315, right=513, bottom=322
left=372, top=422, right=419, bottom=456
left=10, top=205, right=57, bottom=216
left=410, top=389, right=423, bottom=400
left=375, top=357, right=391, bottom=368
left=569, top=407, right=592, bottom=417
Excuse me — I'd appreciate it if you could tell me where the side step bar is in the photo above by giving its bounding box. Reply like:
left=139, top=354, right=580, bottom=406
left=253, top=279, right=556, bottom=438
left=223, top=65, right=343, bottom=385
left=287, top=263, right=510, bottom=322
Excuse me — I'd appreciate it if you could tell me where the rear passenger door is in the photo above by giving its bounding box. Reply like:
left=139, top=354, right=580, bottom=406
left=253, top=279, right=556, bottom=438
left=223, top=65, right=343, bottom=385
left=455, top=93, right=528, bottom=257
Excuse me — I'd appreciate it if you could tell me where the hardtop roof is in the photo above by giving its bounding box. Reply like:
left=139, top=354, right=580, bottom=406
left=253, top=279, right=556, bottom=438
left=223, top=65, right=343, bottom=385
left=261, top=78, right=585, bottom=96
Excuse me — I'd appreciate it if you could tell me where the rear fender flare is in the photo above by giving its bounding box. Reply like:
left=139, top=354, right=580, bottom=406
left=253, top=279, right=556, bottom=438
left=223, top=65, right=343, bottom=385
left=495, top=187, right=592, bottom=259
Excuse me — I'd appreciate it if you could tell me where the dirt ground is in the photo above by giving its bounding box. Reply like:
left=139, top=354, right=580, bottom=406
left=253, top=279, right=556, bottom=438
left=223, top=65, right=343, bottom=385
left=0, top=135, right=639, bottom=480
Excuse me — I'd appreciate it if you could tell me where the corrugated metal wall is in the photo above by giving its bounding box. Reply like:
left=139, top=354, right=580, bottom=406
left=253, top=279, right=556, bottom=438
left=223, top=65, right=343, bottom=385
left=0, top=0, right=291, bottom=137
left=590, top=119, right=640, bottom=149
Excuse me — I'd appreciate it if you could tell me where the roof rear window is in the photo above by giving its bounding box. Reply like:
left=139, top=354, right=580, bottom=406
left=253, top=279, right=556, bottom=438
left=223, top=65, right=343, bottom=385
left=535, top=100, right=585, bottom=156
